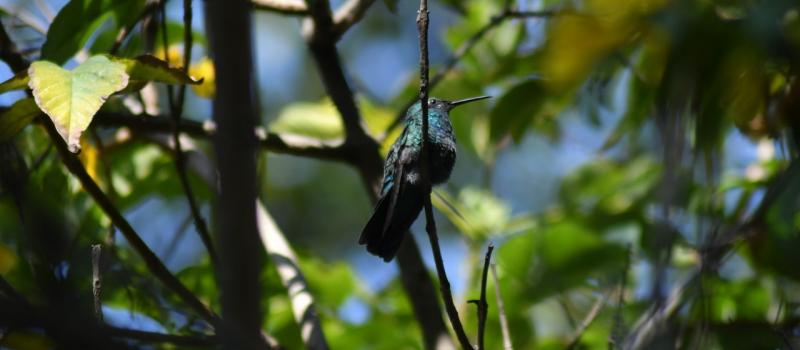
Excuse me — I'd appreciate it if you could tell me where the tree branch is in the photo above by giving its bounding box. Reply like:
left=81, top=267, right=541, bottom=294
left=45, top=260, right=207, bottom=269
left=566, top=293, right=608, bottom=350
left=91, top=244, right=103, bottom=322
left=332, top=0, right=376, bottom=40
left=90, top=112, right=352, bottom=162
left=252, top=0, right=309, bottom=15
left=104, top=327, right=218, bottom=347
left=475, top=245, right=494, bottom=350
left=205, top=0, right=267, bottom=347
left=417, top=1, right=473, bottom=348
left=256, top=201, right=330, bottom=350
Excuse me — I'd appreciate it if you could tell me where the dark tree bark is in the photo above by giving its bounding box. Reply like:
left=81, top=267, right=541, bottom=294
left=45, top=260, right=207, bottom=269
left=205, top=0, right=267, bottom=348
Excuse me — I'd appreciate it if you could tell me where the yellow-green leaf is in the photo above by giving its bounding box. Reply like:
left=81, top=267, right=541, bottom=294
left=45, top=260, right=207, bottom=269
left=0, top=71, right=30, bottom=94
left=109, top=54, right=202, bottom=86
left=0, top=98, right=40, bottom=140
left=29, top=55, right=129, bottom=152
left=0, top=243, right=17, bottom=274
left=270, top=99, right=344, bottom=140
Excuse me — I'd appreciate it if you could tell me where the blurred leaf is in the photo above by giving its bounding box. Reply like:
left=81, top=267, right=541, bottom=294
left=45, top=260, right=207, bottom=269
left=189, top=57, right=215, bottom=98
left=29, top=56, right=129, bottom=153
left=498, top=222, right=627, bottom=304
left=299, top=256, right=358, bottom=308
left=177, top=263, right=218, bottom=307
left=0, top=98, right=40, bottom=141
left=381, top=0, right=398, bottom=12
left=270, top=99, right=343, bottom=140
left=489, top=79, right=546, bottom=143
left=41, top=0, right=145, bottom=64
left=560, top=156, right=661, bottom=220
left=707, top=278, right=770, bottom=322
left=433, top=187, right=535, bottom=241
left=0, top=243, right=17, bottom=274
left=0, top=330, right=55, bottom=350
left=538, top=0, right=667, bottom=90
left=747, top=161, right=800, bottom=280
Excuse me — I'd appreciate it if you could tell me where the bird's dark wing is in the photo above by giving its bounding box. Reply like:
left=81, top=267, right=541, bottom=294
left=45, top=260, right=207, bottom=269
left=359, top=126, right=423, bottom=261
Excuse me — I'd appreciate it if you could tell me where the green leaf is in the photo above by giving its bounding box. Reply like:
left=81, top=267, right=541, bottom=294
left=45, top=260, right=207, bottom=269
left=498, top=222, right=627, bottom=304
left=381, top=0, right=398, bottom=12
left=489, top=79, right=546, bottom=143
left=0, top=71, right=30, bottom=95
left=433, top=187, right=536, bottom=241
left=29, top=56, right=129, bottom=152
left=0, top=98, right=40, bottom=140
left=41, top=0, right=145, bottom=64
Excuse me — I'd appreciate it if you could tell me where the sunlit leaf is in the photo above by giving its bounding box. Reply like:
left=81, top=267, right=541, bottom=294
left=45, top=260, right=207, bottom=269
left=29, top=56, right=129, bottom=152
left=270, top=99, right=344, bottom=140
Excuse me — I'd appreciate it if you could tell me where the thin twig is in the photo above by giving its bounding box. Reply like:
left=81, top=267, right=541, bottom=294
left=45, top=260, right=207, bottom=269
left=566, top=293, right=609, bottom=349
left=160, top=2, right=218, bottom=265
left=490, top=263, right=513, bottom=350
left=470, top=244, right=494, bottom=350
left=163, top=213, right=193, bottom=263
left=91, top=244, right=103, bottom=322
left=42, top=120, right=220, bottom=326
left=417, top=1, right=473, bottom=348
left=89, top=129, right=119, bottom=245
left=385, top=8, right=555, bottom=136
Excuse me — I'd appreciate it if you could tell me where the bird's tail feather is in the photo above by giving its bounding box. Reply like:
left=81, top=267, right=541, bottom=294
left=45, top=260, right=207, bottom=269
left=359, top=185, right=424, bottom=262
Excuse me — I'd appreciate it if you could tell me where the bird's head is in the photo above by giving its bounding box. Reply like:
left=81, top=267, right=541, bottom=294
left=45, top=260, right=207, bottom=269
left=409, top=95, right=491, bottom=116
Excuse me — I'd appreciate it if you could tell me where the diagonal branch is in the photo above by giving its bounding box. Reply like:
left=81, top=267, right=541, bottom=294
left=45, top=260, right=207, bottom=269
left=417, top=1, right=473, bottom=349
left=256, top=201, right=330, bottom=350
left=42, top=119, right=220, bottom=326
left=1, top=20, right=219, bottom=328
left=332, top=0, right=376, bottom=40
left=490, top=263, right=513, bottom=350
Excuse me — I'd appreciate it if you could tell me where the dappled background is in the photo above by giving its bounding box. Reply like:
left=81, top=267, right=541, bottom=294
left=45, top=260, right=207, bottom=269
left=1, top=0, right=800, bottom=349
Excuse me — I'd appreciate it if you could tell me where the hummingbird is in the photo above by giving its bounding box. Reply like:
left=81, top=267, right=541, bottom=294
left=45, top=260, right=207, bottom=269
left=359, top=96, right=491, bottom=262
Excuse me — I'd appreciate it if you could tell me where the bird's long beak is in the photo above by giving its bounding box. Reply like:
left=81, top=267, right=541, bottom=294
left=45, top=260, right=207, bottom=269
left=448, top=95, right=491, bottom=110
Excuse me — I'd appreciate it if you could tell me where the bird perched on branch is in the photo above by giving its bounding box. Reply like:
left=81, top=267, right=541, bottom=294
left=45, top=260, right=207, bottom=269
left=360, top=96, right=491, bottom=262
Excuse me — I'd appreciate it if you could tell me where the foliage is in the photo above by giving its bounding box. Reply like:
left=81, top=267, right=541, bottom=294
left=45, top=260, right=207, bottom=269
left=0, top=0, right=799, bottom=349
